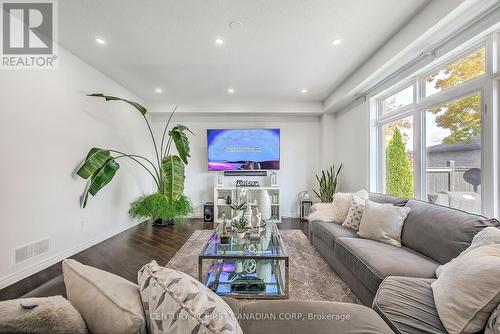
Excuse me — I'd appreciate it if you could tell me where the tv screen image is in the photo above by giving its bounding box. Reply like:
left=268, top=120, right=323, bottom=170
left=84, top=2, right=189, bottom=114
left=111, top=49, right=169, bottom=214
left=207, top=129, right=280, bottom=171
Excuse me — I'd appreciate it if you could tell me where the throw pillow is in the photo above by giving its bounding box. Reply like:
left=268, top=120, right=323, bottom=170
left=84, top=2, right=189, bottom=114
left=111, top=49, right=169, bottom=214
left=485, top=304, right=500, bottom=334
left=0, top=295, right=87, bottom=334
left=138, top=260, right=242, bottom=334
left=63, top=259, right=146, bottom=334
left=330, top=192, right=356, bottom=222
left=436, top=227, right=500, bottom=277
left=306, top=207, right=337, bottom=223
left=357, top=200, right=411, bottom=247
left=307, top=190, right=368, bottom=223
left=342, top=195, right=365, bottom=231
left=432, top=244, right=500, bottom=334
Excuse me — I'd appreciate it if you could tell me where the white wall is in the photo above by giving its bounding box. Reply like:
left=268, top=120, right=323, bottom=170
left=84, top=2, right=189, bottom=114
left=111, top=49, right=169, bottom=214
left=319, top=113, right=336, bottom=169
left=325, top=103, right=370, bottom=193
left=0, top=48, right=152, bottom=288
left=151, top=114, right=321, bottom=217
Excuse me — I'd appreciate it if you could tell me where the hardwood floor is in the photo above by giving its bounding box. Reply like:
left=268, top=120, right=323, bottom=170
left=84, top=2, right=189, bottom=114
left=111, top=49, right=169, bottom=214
left=0, top=218, right=307, bottom=301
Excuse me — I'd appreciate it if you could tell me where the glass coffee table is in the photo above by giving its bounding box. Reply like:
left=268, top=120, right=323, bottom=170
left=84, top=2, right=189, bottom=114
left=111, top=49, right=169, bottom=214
left=198, top=221, right=289, bottom=299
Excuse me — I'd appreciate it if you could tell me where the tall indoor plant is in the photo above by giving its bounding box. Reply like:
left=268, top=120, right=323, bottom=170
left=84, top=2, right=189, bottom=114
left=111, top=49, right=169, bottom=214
left=76, top=93, right=193, bottom=225
left=313, top=164, right=342, bottom=202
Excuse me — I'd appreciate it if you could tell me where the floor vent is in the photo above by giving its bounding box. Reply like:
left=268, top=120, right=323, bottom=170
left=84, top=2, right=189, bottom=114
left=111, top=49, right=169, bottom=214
left=14, top=239, right=50, bottom=264
left=34, top=239, right=50, bottom=256
left=15, top=244, right=33, bottom=264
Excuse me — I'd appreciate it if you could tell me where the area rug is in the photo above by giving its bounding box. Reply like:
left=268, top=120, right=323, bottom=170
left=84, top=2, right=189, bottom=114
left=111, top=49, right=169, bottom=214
left=165, top=230, right=360, bottom=303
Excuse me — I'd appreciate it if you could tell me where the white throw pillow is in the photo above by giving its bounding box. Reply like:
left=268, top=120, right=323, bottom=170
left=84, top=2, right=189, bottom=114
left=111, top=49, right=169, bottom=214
left=138, top=260, right=242, bottom=334
left=357, top=200, right=410, bottom=247
left=307, top=190, right=368, bottom=223
left=330, top=192, right=355, bottom=222
left=436, top=227, right=500, bottom=277
left=0, top=295, right=87, bottom=334
left=342, top=195, right=365, bottom=231
left=63, top=259, right=146, bottom=334
left=432, top=244, right=500, bottom=334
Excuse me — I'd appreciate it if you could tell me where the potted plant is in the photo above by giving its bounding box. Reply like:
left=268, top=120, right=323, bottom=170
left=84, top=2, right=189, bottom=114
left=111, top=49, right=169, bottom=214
left=231, top=216, right=248, bottom=239
left=313, top=164, right=343, bottom=202
left=76, top=94, right=193, bottom=226
left=229, top=201, right=247, bottom=221
left=220, top=220, right=230, bottom=244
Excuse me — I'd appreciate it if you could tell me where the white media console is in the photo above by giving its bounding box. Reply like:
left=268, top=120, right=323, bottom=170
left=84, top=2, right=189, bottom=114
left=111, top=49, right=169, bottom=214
left=213, top=186, right=281, bottom=225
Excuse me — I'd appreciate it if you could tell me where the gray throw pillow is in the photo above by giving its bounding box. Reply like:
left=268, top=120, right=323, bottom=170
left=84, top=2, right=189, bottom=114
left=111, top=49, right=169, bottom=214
left=432, top=244, right=500, bottom=334
left=436, top=227, right=500, bottom=277
left=357, top=200, right=410, bottom=247
left=63, top=259, right=146, bottom=334
left=138, top=260, right=242, bottom=334
left=0, top=295, right=87, bottom=334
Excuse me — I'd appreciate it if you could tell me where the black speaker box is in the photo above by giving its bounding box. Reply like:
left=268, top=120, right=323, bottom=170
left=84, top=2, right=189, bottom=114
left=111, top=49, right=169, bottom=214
left=203, top=202, right=214, bottom=222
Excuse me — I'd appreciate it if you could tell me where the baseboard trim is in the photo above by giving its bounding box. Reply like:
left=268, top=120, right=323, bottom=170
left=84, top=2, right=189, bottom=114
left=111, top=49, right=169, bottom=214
left=0, top=220, right=142, bottom=290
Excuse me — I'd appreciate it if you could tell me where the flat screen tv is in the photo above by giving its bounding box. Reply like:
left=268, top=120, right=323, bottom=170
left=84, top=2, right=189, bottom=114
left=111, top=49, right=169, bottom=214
left=207, top=129, right=280, bottom=171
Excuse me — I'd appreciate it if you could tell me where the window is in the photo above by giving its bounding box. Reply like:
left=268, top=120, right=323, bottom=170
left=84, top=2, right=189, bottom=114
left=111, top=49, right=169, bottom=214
left=373, top=44, right=492, bottom=214
left=382, top=116, right=414, bottom=198
left=423, top=48, right=486, bottom=97
left=381, top=85, right=414, bottom=115
left=425, top=93, right=482, bottom=213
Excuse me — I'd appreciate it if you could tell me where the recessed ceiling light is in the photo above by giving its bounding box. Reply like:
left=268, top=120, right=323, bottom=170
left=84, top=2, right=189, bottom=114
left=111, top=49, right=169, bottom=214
left=227, top=88, right=235, bottom=94
left=229, top=21, right=243, bottom=31
left=95, top=37, right=106, bottom=45
left=214, top=38, right=224, bottom=45
left=300, top=89, right=308, bottom=94
left=331, top=39, right=342, bottom=46
left=154, top=88, right=163, bottom=94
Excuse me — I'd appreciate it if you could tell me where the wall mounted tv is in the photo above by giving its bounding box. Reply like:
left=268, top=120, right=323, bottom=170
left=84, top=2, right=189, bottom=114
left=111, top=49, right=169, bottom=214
left=207, top=129, right=280, bottom=171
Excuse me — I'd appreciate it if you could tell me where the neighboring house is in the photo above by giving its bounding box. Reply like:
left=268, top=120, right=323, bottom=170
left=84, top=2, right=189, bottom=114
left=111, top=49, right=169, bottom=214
left=426, top=137, right=481, bottom=168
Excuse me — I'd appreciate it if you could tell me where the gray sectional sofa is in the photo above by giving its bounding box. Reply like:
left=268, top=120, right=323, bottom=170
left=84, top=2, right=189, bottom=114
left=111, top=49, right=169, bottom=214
left=7, top=193, right=499, bottom=333
left=310, top=193, right=499, bottom=333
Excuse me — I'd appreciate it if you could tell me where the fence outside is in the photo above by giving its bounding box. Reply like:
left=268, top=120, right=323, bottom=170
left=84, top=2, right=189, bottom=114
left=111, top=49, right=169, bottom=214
left=426, top=160, right=479, bottom=194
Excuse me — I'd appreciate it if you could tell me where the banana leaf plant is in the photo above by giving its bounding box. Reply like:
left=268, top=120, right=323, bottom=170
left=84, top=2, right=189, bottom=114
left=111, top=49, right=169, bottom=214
left=76, top=93, right=193, bottom=223
left=313, top=164, right=343, bottom=202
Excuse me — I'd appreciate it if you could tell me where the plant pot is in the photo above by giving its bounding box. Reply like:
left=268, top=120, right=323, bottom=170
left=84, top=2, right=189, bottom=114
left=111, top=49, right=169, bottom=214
left=220, top=233, right=230, bottom=244
left=152, top=218, right=175, bottom=227
left=233, top=230, right=247, bottom=239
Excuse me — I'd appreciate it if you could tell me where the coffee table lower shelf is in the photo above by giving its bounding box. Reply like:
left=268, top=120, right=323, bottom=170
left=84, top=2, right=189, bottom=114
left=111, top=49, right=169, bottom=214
left=198, top=256, right=289, bottom=300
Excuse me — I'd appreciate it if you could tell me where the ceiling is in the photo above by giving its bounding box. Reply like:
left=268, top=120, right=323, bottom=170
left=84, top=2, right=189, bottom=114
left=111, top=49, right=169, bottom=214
left=59, top=0, right=433, bottom=107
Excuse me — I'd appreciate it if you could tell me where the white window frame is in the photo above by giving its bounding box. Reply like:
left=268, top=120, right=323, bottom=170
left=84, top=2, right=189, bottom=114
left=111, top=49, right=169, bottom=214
left=371, top=33, right=499, bottom=217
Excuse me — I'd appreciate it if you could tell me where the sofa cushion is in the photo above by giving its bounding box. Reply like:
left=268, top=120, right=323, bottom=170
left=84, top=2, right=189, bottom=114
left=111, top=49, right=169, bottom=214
left=238, top=300, right=394, bottom=334
left=357, top=200, right=410, bottom=247
left=21, top=275, right=66, bottom=299
left=369, top=193, right=408, bottom=207
left=436, top=226, right=500, bottom=277
left=431, top=244, right=500, bottom=334
left=334, top=238, right=438, bottom=295
left=311, top=221, right=358, bottom=249
left=373, top=276, right=446, bottom=334
left=402, top=199, right=499, bottom=264
left=63, top=259, right=146, bottom=334
left=138, top=260, right=242, bottom=334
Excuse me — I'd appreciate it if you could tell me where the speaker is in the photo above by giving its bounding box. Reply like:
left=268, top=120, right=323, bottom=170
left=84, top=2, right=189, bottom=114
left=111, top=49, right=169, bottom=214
left=203, top=202, right=214, bottom=222
left=224, top=170, right=267, bottom=176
